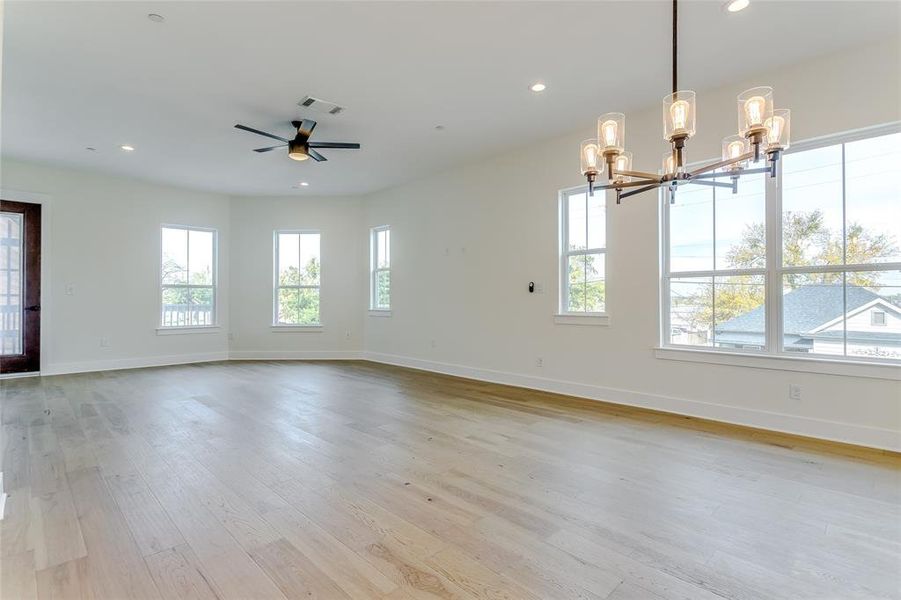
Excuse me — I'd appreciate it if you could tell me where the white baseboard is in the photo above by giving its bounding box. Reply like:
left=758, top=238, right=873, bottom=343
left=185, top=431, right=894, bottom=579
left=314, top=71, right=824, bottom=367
left=363, top=351, right=900, bottom=452
left=228, top=350, right=364, bottom=360
left=43, top=351, right=230, bottom=376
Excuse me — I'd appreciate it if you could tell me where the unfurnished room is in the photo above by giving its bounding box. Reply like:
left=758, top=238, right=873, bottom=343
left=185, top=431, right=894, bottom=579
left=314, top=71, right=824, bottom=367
left=1, top=1, right=900, bottom=599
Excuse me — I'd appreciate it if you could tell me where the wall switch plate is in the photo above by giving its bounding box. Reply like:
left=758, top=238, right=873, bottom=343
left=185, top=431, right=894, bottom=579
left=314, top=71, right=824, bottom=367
left=789, top=384, right=802, bottom=400
left=65, top=284, right=75, bottom=296
left=535, top=357, right=543, bottom=367
left=100, top=337, right=111, bottom=348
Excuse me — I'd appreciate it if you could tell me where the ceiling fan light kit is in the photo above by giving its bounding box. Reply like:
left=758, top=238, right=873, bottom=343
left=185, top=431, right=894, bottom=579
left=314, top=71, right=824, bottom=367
left=234, top=118, right=360, bottom=163
left=580, top=0, right=791, bottom=204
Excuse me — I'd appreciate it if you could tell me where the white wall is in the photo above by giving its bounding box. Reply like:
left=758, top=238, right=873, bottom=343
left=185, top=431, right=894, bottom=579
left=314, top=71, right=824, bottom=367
left=228, top=195, right=365, bottom=359
left=1, top=160, right=231, bottom=373
left=362, top=39, right=901, bottom=450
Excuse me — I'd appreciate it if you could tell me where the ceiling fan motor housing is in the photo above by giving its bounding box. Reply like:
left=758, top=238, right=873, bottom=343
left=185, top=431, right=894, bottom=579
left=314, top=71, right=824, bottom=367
left=288, top=139, right=309, bottom=160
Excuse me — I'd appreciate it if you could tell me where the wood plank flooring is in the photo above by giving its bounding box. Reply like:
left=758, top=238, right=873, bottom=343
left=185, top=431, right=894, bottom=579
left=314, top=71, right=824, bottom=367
left=1, top=360, right=899, bottom=599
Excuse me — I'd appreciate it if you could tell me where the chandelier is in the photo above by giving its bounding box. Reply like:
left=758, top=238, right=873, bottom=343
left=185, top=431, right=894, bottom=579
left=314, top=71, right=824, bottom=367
left=580, top=0, right=792, bottom=203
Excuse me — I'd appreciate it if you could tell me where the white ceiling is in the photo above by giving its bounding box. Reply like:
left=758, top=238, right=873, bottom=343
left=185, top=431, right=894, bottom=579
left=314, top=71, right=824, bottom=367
left=2, top=1, right=898, bottom=196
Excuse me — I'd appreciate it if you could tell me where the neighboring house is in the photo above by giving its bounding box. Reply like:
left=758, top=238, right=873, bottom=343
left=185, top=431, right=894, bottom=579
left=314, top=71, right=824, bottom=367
left=715, top=284, right=901, bottom=358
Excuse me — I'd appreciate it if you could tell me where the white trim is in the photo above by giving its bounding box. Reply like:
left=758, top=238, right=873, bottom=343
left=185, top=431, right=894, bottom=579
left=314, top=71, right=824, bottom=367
left=363, top=351, right=900, bottom=451
left=269, top=325, right=323, bottom=332
left=0, top=371, right=42, bottom=380
left=228, top=350, right=361, bottom=360
left=654, top=347, right=899, bottom=380
left=368, top=310, right=392, bottom=318
left=156, top=326, right=222, bottom=336
left=273, top=229, right=322, bottom=326
left=43, top=351, right=229, bottom=376
left=159, top=224, right=219, bottom=328
left=553, top=313, right=609, bottom=326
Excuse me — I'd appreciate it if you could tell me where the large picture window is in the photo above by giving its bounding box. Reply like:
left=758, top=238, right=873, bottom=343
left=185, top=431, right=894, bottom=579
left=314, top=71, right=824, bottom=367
left=560, top=187, right=606, bottom=314
left=160, top=225, right=217, bottom=328
left=370, top=226, right=390, bottom=310
left=274, top=231, right=321, bottom=326
left=663, top=127, right=901, bottom=362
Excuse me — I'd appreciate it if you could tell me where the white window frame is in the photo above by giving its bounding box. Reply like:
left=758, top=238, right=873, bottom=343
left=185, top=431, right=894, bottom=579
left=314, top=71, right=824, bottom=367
left=158, top=224, right=218, bottom=331
left=659, top=123, right=901, bottom=376
left=273, top=229, right=322, bottom=328
left=370, top=225, right=391, bottom=313
left=557, top=186, right=609, bottom=325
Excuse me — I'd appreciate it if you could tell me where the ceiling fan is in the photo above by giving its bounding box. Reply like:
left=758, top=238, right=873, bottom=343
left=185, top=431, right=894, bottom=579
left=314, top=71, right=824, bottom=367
left=234, top=119, right=360, bottom=162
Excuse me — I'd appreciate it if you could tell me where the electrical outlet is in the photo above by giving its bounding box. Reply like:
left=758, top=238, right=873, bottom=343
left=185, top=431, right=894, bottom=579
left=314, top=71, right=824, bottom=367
left=344, top=331, right=352, bottom=340
left=534, top=282, right=544, bottom=294
left=535, top=357, right=543, bottom=368
left=789, top=384, right=801, bottom=400
left=430, top=339, right=437, bottom=348
left=227, top=333, right=234, bottom=341
left=65, top=283, right=75, bottom=296
left=99, top=337, right=111, bottom=348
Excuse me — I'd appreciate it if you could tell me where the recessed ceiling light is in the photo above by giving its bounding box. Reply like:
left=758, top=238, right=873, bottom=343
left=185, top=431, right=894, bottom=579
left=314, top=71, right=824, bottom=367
left=120, top=145, right=135, bottom=152
left=299, top=182, right=309, bottom=187
left=723, top=0, right=749, bottom=13
left=530, top=82, right=547, bottom=93
left=147, top=13, right=165, bottom=23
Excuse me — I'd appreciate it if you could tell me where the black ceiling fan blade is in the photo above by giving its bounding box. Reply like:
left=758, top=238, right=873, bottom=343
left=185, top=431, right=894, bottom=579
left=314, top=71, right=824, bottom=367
left=254, top=144, right=288, bottom=153
left=234, top=124, right=290, bottom=143
left=307, top=148, right=327, bottom=162
left=292, top=119, right=317, bottom=140
left=308, top=142, right=361, bottom=149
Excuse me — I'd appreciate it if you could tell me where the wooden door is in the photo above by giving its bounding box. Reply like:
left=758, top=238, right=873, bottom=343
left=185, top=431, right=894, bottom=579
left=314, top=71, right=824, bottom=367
left=1, top=200, right=41, bottom=374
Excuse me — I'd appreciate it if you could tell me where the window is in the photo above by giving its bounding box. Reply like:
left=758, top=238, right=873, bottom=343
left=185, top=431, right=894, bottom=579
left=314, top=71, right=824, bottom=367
left=160, top=225, right=217, bottom=328
left=274, top=231, right=320, bottom=326
left=662, top=128, right=901, bottom=363
left=370, top=226, right=390, bottom=310
left=560, top=187, right=606, bottom=314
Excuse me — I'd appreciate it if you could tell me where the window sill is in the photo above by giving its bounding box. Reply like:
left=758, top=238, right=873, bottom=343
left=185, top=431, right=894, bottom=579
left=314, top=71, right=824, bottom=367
left=553, top=314, right=610, bottom=326
left=368, top=310, right=392, bottom=318
left=654, top=347, right=900, bottom=381
left=270, top=325, right=323, bottom=332
left=156, top=326, right=221, bottom=336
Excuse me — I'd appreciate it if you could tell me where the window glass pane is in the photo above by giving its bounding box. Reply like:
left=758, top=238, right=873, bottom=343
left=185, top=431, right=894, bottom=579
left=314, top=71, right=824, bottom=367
left=191, top=287, right=214, bottom=326
left=299, top=233, right=321, bottom=285
left=278, top=233, right=300, bottom=285
left=715, top=173, right=766, bottom=270
left=587, top=193, right=606, bottom=250
left=781, top=273, right=844, bottom=356
left=782, top=144, right=843, bottom=267
left=296, top=288, right=320, bottom=325
left=188, top=230, right=214, bottom=285
left=846, top=270, right=901, bottom=359
left=1, top=212, right=23, bottom=355
left=377, top=229, right=390, bottom=268
left=713, top=275, right=765, bottom=350
left=277, top=287, right=300, bottom=325
left=845, top=133, right=901, bottom=265
left=585, top=253, right=605, bottom=313
left=567, top=254, right=587, bottom=312
left=670, top=185, right=713, bottom=272
left=161, top=286, right=190, bottom=327
left=669, top=277, right=713, bottom=347
left=567, top=193, right=587, bottom=251
left=375, top=270, right=390, bottom=309
left=161, top=227, right=188, bottom=284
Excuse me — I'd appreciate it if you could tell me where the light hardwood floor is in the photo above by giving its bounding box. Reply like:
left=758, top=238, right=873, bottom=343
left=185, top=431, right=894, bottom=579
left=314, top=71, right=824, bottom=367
left=1, top=360, right=899, bottom=599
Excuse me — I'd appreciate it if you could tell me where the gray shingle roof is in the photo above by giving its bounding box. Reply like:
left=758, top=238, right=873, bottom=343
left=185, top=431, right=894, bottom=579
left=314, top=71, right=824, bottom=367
left=717, top=284, right=883, bottom=335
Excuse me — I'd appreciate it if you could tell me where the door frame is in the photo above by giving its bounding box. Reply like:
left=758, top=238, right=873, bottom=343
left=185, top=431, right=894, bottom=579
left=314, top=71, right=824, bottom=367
left=0, top=188, right=51, bottom=377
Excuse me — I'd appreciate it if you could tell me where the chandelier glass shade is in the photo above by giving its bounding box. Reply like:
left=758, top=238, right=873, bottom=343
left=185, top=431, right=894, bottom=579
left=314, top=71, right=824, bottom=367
left=580, top=0, right=792, bottom=203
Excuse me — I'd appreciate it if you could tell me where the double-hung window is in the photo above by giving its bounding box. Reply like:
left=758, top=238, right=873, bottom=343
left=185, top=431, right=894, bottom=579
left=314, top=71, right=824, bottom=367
left=274, top=231, right=321, bottom=326
left=160, top=225, right=217, bottom=328
left=662, top=127, right=901, bottom=363
left=370, top=226, right=390, bottom=311
left=560, top=187, right=606, bottom=315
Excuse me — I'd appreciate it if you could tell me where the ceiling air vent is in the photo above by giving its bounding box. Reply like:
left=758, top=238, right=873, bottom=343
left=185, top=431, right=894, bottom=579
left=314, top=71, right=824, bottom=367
left=297, top=96, right=345, bottom=115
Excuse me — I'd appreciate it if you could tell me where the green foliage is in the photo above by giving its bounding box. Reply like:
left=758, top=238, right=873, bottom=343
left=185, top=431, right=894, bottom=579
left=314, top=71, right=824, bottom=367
left=375, top=270, right=390, bottom=309
left=278, top=257, right=321, bottom=325
left=568, top=253, right=605, bottom=312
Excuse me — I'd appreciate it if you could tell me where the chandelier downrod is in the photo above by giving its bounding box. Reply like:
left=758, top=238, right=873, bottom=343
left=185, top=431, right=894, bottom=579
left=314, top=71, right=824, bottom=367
left=672, top=0, right=677, bottom=95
